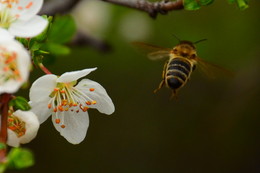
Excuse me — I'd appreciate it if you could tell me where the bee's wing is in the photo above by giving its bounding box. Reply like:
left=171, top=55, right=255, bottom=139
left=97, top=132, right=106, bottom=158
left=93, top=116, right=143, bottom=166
left=195, top=57, right=234, bottom=79
left=132, top=42, right=171, bottom=60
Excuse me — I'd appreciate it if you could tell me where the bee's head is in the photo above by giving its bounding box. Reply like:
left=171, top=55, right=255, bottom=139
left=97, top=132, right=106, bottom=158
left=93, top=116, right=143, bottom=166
left=172, top=41, right=196, bottom=58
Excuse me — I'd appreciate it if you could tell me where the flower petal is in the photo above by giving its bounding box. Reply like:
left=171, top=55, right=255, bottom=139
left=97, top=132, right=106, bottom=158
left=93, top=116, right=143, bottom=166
left=14, top=110, right=40, bottom=144
left=76, top=79, right=115, bottom=115
left=52, top=111, right=89, bottom=144
left=29, top=74, right=57, bottom=123
left=7, top=130, right=20, bottom=147
left=0, top=28, right=14, bottom=42
left=9, top=15, right=48, bottom=37
left=0, top=39, right=30, bottom=94
left=57, top=68, right=97, bottom=83
left=12, top=0, right=43, bottom=20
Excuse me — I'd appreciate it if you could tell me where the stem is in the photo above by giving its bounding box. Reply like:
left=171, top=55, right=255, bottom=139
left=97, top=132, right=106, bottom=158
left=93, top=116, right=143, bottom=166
left=39, top=63, right=52, bottom=74
left=0, top=94, right=11, bottom=163
left=101, top=0, right=184, bottom=18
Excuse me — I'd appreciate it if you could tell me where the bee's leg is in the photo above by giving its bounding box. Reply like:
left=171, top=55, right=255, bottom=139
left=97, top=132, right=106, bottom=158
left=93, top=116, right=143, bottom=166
left=154, top=80, right=165, bottom=93
left=170, top=90, right=178, bottom=100
left=154, top=61, right=168, bottom=93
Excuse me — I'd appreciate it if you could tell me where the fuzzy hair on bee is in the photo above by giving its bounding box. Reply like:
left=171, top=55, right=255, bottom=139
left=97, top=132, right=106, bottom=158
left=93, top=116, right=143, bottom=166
left=133, top=38, right=233, bottom=99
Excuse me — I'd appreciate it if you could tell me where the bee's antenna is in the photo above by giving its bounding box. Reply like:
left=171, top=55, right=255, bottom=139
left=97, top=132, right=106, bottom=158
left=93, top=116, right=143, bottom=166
left=193, top=39, right=207, bottom=44
left=172, top=34, right=181, bottom=43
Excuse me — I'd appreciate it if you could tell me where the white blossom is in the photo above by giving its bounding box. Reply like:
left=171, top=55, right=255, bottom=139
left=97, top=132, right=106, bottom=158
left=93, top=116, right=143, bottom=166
left=29, top=68, right=115, bottom=144
left=7, top=110, right=40, bottom=147
left=0, top=28, right=30, bottom=94
left=0, top=0, right=48, bottom=37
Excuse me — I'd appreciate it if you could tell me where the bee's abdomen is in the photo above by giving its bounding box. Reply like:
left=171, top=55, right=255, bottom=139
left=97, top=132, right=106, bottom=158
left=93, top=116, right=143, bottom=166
left=166, top=58, right=192, bottom=90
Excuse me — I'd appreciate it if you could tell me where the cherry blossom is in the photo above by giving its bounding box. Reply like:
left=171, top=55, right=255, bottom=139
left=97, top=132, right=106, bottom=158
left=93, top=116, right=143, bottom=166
left=0, top=28, right=30, bottom=94
left=7, top=110, right=40, bottom=147
left=29, top=68, right=115, bottom=144
left=0, top=0, right=48, bottom=37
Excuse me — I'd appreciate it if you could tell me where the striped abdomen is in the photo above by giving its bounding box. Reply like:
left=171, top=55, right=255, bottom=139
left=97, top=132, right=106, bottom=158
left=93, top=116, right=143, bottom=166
left=165, top=57, right=194, bottom=90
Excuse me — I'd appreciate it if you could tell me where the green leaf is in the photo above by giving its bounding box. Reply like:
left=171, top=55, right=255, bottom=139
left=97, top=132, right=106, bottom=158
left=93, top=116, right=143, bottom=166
left=48, top=15, right=76, bottom=44
left=227, top=0, right=236, bottom=3
left=184, top=0, right=201, bottom=10
left=199, top=0, right=214, bottom=6
left=236, top=0, right=249, bottom=10
left=0, top=163, right=7, bottom=173
left=0, top=143, right=6, bottom=150
left=42, top=43, right=71, bottom=56
left=16, top=38, right=29, bottom=48
left=9, top=97, right=31, bottom=111
left=7, top=148, right=34, bottom=170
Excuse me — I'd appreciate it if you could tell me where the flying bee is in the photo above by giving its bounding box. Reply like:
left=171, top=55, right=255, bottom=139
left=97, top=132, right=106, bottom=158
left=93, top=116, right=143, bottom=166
left=133, top=38, right=233, bottom=98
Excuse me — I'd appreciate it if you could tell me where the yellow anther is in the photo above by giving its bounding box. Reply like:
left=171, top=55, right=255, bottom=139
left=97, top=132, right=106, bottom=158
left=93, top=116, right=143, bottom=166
left=54, top=88, right=59, bottom=91
left=55, top=119, right=61, bottom=124
left=48, top=104, right=52, bottom=109
left=60, top=90, right=65, bottom=93
left=92, top=100, right=97, bottom=105
left=53, top=107, right=57, bottom=112
left=58, top=105, right=64, bottom=112
left=89, top=88, right=95, bottom=92
left=86, top=101, right=92, bottom=105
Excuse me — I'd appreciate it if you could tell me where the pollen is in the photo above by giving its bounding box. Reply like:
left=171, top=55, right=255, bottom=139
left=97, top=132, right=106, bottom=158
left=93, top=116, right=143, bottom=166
left=86, top=101, right=92, bottom=105
left=55, top=119, right=61, bottom=124
left=25, top=1, right=33, bottom=9
left=48, top=81, right=98, bottom=129
left=0, top=47, right=21, bottom=84
left=7, top=113, right=26, bottom=137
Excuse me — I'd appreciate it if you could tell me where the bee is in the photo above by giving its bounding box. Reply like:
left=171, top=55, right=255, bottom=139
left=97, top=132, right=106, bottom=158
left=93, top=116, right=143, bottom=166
left=133, top=38, right=232, bottom=98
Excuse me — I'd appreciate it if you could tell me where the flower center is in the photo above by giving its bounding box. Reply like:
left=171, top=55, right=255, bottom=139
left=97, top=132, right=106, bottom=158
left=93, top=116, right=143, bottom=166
left=8, top=111, right=26, bottom=137
left=0, top=0, right=19, bottom=28
left=0, top=46, right=21, bottom=84
left=48, top=81, right=97, bottom=129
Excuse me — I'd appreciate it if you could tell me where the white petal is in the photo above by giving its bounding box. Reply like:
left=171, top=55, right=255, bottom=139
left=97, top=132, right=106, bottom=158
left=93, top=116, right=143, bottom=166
left=0, top=28, right=14, bottom=42
left=76, top=79, right=115, bottom=115
left=0, top=39, right=30, bottom=94
left=29, top=74, right=57, bottom=123
left=52, top=111, right=89, bottom=144
left=7, top=130, right=20, bottom=147
left=9, top=15, right=48, bottom=38
left=14, top=110, right=40, bottom=144
left=57, top=68, right=97, bottom=83
left=12, top=0, right=43, bottom=20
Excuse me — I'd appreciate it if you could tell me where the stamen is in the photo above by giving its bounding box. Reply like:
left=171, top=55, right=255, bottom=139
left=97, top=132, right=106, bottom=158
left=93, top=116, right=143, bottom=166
left=25, top=1, right=33, bottom=9
left=61, top=125, right=65, bottom=128
left=55, top=119, right=61, bottom=124
left=86, top=101, right=92, bottom=105
left=92, top=100, right=97, bottom=105
left=89, top=88, right=95, bottom=91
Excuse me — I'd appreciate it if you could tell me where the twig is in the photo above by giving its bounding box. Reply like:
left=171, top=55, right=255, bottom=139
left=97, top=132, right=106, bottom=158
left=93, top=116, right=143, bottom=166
left=101, top=0, right=184, bottom=18
left=39, top=0, right=81, bottom=15
left=0, top=94, right=11, bottom=163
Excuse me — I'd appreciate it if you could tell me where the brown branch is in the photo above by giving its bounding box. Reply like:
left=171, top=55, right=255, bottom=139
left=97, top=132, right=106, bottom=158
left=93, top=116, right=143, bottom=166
left=39, top=0, right=81, bottom=15
left=101, top=0, right=184, bottom=18
left=0, top=94, right=11, bottom=163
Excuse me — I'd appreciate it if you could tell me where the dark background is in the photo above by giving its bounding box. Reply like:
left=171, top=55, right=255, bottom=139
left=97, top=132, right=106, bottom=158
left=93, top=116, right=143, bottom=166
left=10, top=0, right=260, bottom=172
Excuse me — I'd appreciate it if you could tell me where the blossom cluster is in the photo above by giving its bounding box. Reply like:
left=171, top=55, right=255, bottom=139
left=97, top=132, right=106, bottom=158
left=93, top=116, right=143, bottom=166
left=0, top=0, right=114, bottom=147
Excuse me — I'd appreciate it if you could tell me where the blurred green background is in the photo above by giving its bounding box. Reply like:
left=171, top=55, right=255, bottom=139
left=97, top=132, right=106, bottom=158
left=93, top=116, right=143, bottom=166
left=10, top=0, right=260, bottom=173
